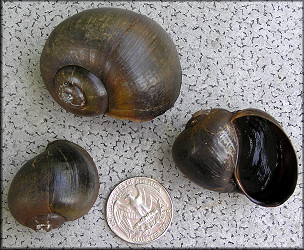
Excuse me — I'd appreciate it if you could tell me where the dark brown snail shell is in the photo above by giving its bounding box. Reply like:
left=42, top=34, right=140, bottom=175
left=40, top=8, right=182, bottom=121
left=172, top=108, right=298, bottom=207
left=8, top=140, right=99, bottom=231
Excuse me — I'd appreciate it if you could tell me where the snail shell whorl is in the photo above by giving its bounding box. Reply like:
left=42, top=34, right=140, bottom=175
left=173, top=109, right=239, bottom=193
left=40, top=8, right=182, bottom=120
left=172, top=108, right=298, bottom=207
left=54, top=66, right=108, bottom=115
left=8, top=140, right=99, bottom=231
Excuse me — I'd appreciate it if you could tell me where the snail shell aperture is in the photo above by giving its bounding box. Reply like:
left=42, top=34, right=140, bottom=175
left=8, top=140, right=99, bottom=231
left=40, top=8, right=182, bottom=121
left=172, top=108, right=298, bottom=207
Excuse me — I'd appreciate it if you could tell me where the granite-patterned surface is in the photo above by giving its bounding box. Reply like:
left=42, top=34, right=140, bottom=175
left=2, top=1, right=303, bottom=248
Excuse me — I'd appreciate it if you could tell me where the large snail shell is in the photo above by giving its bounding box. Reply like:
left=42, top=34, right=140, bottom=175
left=40, top=8, right=182, bottom=121
left=8, top=140, right=99, bottom=231
left=172, top=108, right=298, bottom=207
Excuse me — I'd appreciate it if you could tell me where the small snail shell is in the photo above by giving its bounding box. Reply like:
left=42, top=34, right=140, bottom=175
left=40, top=8, right=182, bottom=121
left=172, top=108, right=298, bottom=207
left=8, top=140, right=99, bottom=231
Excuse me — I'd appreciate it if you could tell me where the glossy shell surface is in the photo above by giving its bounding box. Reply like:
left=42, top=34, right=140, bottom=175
left=40, top=8, right=182, bottom=121
left=8, top=140, right=99, bottom=231
left=172, top=109, right=298, bottom=207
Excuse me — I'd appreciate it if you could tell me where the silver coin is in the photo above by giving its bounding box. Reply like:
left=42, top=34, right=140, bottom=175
left=106, top=177, right=173, bottom=244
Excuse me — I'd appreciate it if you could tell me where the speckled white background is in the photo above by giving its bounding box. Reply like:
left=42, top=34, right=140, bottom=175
left=2, top=1, right=303, bottom=248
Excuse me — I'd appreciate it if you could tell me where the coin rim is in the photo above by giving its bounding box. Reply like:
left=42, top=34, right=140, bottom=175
left=106, top=176, right=173, bottom=244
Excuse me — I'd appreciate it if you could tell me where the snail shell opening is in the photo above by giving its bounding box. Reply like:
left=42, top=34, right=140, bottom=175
left=232, top=110, right=298, bottom=207
left=172, top=108, right=298, bottom=207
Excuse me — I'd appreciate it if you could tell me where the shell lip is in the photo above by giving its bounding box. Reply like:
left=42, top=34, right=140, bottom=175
left=234, top=166, right=297, bottom=207
left=232, top=110, right=298, bottom=207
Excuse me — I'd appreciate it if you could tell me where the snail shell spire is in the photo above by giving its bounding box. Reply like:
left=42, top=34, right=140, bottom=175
left=40, top=8, right=182, bottom=121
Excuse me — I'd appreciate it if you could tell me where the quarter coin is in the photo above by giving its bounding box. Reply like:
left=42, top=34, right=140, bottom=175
left=106, top=177, right=173, bottom=244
